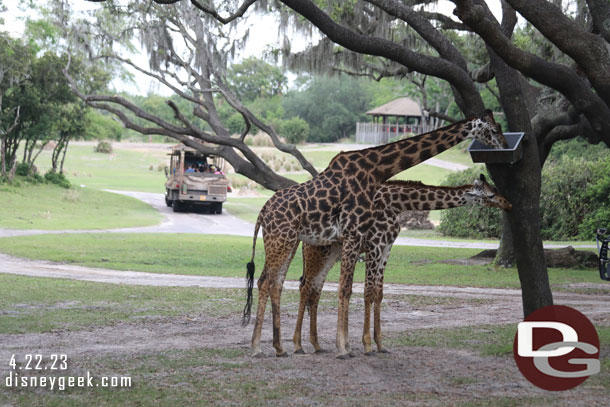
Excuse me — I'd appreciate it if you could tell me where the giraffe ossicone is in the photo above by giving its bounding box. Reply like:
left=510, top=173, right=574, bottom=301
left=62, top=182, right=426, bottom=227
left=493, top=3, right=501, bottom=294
left=242, top=111, right=507, bottom=358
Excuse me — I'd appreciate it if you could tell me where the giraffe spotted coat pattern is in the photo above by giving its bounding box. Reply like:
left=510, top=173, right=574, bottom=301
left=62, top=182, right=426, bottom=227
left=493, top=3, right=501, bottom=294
left=293, top=175, right=512, bottom=355
left=243, top=111, right=507, bottom=358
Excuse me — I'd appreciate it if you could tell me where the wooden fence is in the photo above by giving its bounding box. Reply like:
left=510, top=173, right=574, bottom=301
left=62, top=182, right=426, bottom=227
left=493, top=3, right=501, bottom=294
left=355, top=122, right=433, bottom=144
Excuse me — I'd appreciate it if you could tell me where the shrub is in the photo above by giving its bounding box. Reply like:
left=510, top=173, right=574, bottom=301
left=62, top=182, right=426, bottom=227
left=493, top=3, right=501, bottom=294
left=226, top=113, right=247, bottom=135
left=280, top=117, right=309, bottom=144
left=16, top=162, right=31, bottom=177
left=94, top=140, right=113, bottom=154
left=437, top=166, right=503, bottom=238
left=439, top=156, right=610, bottom=241
left=577, top=158, right=610, bottom=239
left=539, top=156, right=596, bottom=240
left=44, top=171, right=71, bottom=189
left=15, top=163, right=46, bottom=184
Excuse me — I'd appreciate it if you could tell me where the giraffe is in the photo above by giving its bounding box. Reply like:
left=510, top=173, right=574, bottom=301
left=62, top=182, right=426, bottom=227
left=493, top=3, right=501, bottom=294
left=292, top=175, right=512, bottom=355
left=243, top=110, right=507, bottom=358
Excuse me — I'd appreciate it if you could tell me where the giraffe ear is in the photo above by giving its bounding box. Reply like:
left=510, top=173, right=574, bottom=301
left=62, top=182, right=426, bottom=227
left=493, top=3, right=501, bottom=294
left=480, top=174, right=486, bottom=182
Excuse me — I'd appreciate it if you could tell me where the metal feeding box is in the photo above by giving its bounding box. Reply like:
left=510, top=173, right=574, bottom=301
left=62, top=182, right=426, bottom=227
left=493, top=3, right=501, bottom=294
left=468, top=132, right=526, bottom=164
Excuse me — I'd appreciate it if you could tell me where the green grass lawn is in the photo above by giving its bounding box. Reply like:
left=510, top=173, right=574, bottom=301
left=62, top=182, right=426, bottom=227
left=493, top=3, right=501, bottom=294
left=224, top=197, right=271, bottom=224
left=34, top=144, right=171, bottom=193
left=0, top=273, right=253, bottom=334
left=25, top=141, right=460, bottom=200
left=434, top=141, right=474, bottom=166
left=390, top=164, right=453, bottom=185
left=301, top=149, right=340, bottom=169
left=398, top=229, right=596, bottom=247
left=0, top=233, right=602, bottom=289
left=0, top=183, right=161, bottom=230
left=26, top=141, right=470, bottom=196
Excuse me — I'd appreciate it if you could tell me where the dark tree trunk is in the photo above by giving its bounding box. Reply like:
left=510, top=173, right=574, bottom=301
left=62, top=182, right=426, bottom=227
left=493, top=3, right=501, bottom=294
left=0, top=135, right=6, bottom=178
left=60, top=139, right=69, bottom=174
left=486, top=48, right=553, bottom=317
left=495, top=212, right=515, bottom=267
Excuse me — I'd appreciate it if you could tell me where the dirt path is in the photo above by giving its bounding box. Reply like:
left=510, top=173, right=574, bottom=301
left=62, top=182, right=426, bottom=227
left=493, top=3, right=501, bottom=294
left=1, top=254, right=608, bottom=405
left=1, top=252, right=608, bottom=309
left=1, top=255, right=608, bottom=406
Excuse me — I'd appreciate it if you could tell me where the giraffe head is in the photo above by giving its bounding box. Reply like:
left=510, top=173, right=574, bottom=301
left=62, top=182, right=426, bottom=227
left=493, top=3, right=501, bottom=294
left=467, top=110, right=508, bottom=149
left=464, top=174, right=512, bottom=210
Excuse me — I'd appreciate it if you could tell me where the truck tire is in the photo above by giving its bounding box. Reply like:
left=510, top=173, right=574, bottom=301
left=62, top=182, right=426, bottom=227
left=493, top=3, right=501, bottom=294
left=172, top=201, right=182, bottom=213
left=214, top=203, right=222, bottom=214
left=165, top=195, right=172, bottom=207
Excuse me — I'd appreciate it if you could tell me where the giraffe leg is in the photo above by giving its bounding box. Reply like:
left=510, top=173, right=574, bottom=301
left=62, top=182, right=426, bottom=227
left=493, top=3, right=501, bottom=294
left=362, top=276, right=375, bottom=356
left=293, top=244, right=322, bottom=354
left=292, top=275, right=310, bottom=355
left=373, top=244, right=392, bottom=354
left=336, top=237, right=360, bottom=359
left=251, top=269, right=270, bottom=358
left=373, top=283, right=389, bottom=353
left=362, top=244, right=383, bottom=356
left=309, top=244, right=341, bottom=353
left=270, top=241, right=299, bottom=357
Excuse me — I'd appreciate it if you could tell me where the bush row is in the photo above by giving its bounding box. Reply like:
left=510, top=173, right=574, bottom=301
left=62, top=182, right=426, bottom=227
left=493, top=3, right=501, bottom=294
left=10, top=163, right=72, bottom=189
left=438, top=156, right=610, bottom=240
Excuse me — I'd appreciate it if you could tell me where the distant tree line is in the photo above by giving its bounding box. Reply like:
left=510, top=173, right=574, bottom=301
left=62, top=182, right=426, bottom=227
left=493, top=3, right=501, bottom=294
left=0, top=24, right=109, bottom=184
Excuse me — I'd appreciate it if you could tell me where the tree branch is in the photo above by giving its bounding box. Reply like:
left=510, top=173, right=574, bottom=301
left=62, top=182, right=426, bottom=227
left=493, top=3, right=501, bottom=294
left=189, top=0, right=257, bottom=24
left=586, top=0, right=610, bottom=43
left=279, top=0, right=484, bottom=114
left=365, top=0, right=470, bottom=70
left=215, top=77, right=319, bottom=177
left=452, top=0, right=610, bottom=146
left=427, top=110, right=459, bottom=123
left=539, top=121, right=585, bottom=165
left=504, top=0, right=610, bottom=104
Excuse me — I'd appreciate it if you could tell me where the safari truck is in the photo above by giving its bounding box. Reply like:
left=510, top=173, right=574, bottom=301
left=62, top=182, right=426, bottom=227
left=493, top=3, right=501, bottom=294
left=164, top=144, right=230, bottom=213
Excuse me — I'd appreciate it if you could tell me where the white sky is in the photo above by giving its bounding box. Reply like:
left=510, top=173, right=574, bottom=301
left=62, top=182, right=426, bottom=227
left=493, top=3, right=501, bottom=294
left=1, top=1, right=505, bottom=95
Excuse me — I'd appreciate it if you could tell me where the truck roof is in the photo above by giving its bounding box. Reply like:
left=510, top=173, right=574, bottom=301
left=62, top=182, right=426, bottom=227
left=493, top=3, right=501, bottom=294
left=169, top=143, right=217, bottom=157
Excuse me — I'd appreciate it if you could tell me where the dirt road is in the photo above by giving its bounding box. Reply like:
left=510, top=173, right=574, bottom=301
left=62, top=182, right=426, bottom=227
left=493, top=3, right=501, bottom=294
left=1, top=252, right=607, bottom=309
left=1, top=252, right=608, bottom=406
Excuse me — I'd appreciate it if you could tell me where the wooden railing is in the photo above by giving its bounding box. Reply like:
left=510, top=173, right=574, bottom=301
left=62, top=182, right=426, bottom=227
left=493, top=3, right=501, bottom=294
left=355, top=122, right=433, bottom=144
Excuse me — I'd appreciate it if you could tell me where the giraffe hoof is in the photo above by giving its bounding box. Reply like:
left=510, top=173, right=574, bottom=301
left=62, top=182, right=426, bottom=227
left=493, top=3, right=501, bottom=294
left=276, top=351, right=289, bottom=358
left=293, top=349, right=306, bottom=355
left=251, top=352, right=265, bottom=358
left=336, top=353, right=350, bottom=360
left=348, top=351, right=356, bottom=358
left=377, top=348, right=391, bottom=354
left=314, top=348, right=329, bottom=354
left=364, top=351, right=376, bottom=357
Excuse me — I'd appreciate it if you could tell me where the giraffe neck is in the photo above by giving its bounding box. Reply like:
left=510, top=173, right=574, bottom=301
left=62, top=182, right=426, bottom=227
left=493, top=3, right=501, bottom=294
left=363, top=119, right=473, bottom=182
left=378, top=182, right=472, bottom=212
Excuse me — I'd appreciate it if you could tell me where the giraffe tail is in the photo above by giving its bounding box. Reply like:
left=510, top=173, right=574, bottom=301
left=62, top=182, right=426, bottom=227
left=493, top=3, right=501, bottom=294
left=242, top=208, right=263, bottom=327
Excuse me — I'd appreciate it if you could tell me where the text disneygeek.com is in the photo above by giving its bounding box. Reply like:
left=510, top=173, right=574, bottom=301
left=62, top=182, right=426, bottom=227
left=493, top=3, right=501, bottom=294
left=4, top=354, right=131, bottom=391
